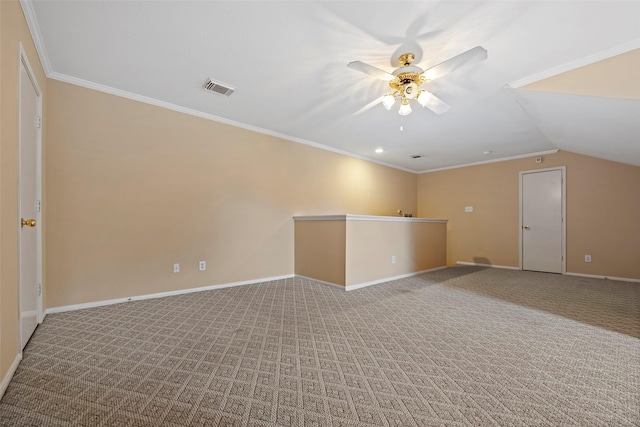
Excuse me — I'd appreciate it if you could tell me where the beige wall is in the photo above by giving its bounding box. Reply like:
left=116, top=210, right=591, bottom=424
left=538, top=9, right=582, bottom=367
left=521, top=49, right=640, bottom=100
left=3, top=5, right=637, bottom=394
left=45, top=79, right=417, bottom=308
left=417, top=151, right=640, bottom=279
left=1, top=0, right=47, bottom=386
left=294, top=220, right=346, bottom=286
left=345, top=220, right=447, bottom=286
left=294, top=217, right=447, bottom=287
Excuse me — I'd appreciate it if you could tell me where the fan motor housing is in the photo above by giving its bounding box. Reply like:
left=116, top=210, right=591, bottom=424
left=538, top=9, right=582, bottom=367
left=389, top=71, right=425, bottom=96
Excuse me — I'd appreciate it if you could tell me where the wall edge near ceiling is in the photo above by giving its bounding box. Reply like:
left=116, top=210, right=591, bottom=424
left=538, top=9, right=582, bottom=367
left=19, top=0, right=52, bottom=75
left=417, top=149, right=559, bottom=174
left=508, top=39, right=640, bottom=89
left=46, top=72, right=417, bottom=174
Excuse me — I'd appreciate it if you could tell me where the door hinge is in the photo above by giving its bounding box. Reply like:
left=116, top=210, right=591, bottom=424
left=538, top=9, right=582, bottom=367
left=36, top=284, right=42, bottom=296
left=34, top=200, right=41, bottom=212
left=34, top=116, right=42, bottom=128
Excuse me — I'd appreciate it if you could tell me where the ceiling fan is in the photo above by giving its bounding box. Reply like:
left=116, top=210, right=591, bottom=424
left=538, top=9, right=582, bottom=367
left=348, top=46, right=488, bottom=116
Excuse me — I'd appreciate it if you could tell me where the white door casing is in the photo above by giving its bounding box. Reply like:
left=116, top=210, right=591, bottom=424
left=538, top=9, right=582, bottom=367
left=18, top=43, right=43, bottom=350
left=520, top=167, right=566, bottom=274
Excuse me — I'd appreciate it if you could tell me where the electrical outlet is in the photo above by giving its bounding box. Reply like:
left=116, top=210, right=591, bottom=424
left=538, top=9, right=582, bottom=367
left=199, top=261, right=206, bottom=271
left=584, top=255, right=592, bottom=263
left=173, top=263, right=180, bottom=273
left=465, top=206, right=473, bottom=213
left=391, top=256, right=396, bottom=264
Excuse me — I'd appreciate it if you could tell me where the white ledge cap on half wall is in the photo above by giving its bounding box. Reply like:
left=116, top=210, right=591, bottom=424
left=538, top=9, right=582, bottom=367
left=293, top=215, right=448, bottom=223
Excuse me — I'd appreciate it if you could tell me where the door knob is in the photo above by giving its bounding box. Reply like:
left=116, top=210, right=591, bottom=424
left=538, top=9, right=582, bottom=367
left=21, top=218, right=36, bottom=228
left=523, top=225, right=530, bottom=230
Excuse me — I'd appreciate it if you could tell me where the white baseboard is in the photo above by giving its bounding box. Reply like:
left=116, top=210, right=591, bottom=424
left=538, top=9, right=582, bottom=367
left=566, top=272, right=640, bottom=284
left=0, top=353, right=22, bottom=400
left=345, top=266, right=448, bottom=291
left=456, top=261, right=520, bottom=270
left=455, top=262, right=639, bottom=283
left=295, top=275, right=345, bottom=289
left=45, top=274, right=294, bottom=315
left=296, top=267, right=448, bottom=291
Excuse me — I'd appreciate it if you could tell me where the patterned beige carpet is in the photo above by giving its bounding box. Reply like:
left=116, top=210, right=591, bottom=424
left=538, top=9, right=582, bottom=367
left=1, top=266, right=639, bottom=426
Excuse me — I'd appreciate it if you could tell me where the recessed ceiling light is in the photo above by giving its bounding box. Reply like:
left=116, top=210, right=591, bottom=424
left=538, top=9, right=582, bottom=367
left=483, top=150, right=492, bottom=155
left=375, top=148, right=384, bottom=153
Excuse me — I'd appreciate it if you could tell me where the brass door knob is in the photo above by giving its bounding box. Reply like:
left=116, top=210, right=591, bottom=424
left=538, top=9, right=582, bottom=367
left=523, top=225, right=530, bottom=230
left=21, top=218, right=36, bottom=228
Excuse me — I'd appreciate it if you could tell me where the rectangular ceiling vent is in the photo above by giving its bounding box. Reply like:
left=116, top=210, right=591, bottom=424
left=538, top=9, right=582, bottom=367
left=409, top=153, right=425, bottom=159
left=203, top=78, right=235, bottom=96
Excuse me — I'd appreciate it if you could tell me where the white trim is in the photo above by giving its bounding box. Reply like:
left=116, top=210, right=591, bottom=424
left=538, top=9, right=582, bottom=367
left=0, top=353, right=22, bottom=400
left=508, top=39, right=640, bottom=89
left=17, top=43, right=44, bottom=353
left=418, top=150, right=559, bottom=174
left=46, top=72, right=416, bottom=174
left=293, top=215, right=347, bottom=221
left=19, top=1, right=52, bottom=75
left=519, top=166, right=567, bottom=274
left=45, top=274, right=294, bottom=315
left=18, top=44, right=42, bottom=96
left=566, top=272, right=640, bottom=284
left=455, top=261, right=519, bottom=270
left=345, top=266, right=448, bottom=291
left=295, top=275, right=345, bottom=289
left=20, top=0, right=414, bottom=174
left=293, top=214, right=447, bottom=223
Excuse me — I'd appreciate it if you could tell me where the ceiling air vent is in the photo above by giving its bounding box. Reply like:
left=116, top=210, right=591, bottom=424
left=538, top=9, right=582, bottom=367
left=409, top=153, right=425, bottom=159
left=203, top=78, right=235, bottom=96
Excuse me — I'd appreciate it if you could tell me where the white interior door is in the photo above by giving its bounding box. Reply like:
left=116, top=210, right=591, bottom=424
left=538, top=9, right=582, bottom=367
left=521, top=168, right=564, bottom=273
left=19, top=52, right=42, bottom=350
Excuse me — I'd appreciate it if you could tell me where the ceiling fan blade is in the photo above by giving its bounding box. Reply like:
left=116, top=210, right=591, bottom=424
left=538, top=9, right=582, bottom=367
left=421, top=92, right=450, bottom=115
left=347, top=61, right=396, bottom=82
left=353, top=96, right=385, bottom=115
left=422, top=46, right=488, bottom=82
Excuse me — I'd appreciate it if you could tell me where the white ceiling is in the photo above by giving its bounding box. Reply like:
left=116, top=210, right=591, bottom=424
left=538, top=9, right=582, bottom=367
left=24, top=1, right=640, bottom=172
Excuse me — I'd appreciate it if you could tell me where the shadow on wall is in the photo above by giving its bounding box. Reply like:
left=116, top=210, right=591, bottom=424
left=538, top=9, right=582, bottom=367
left=473, top=256, right=492, bottom=266
left=441, top=266, right=640, bottom=339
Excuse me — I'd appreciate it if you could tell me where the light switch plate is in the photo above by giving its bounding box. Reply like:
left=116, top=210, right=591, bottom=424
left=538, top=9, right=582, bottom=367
left=465, top=206, right=473, bottom=213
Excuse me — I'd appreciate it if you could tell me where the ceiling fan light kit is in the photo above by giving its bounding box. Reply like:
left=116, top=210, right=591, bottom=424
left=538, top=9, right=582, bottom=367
left=348, top=46, right=488, bottom=116
left=382, top=94, right=396, bottom=110
left=416, top=90, right=430, bottom=107
left=398, top=99, right=412, bottom=116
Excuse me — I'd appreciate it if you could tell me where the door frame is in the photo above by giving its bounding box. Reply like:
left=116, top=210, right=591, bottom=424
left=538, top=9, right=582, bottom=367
left=518, top=166, right=566, bottom=274
left=17, top=42, right=44, bottom=351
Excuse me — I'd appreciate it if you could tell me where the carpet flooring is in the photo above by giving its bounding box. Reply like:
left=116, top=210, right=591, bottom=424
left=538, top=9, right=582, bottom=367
left=1, top=266, right=638, bottom=426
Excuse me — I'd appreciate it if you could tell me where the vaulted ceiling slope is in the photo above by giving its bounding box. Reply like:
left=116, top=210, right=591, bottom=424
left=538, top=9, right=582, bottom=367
left=22, top=1, right=640, bottom=172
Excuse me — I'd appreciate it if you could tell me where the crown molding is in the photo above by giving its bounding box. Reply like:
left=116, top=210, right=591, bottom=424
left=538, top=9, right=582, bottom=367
left=418, top=149, right=559, bottom=174
left=19, top=0, right=415, bottom=175
left=19, top=0, right=52, bottom=75
left=508, top=39, right=640, bottom=89
left=47, top=71, right=416, bottom=174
